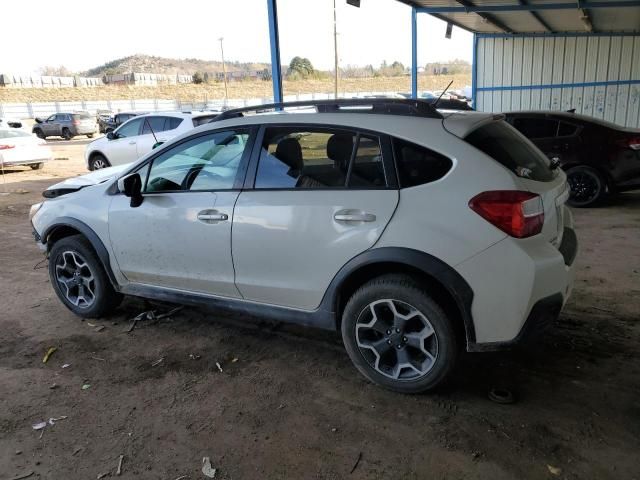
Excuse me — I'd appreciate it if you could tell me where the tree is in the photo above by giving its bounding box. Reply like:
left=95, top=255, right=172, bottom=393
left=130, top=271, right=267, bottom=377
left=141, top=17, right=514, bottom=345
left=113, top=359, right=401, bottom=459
left=40, top=65, right=73, bottom=77
left=192, top=71, right=205, bottom=84
left=288, top=56, right=315, bottom=77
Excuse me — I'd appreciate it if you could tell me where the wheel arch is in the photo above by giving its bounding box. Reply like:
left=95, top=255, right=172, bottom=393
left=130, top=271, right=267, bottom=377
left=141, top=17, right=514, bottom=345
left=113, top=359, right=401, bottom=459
left=322, top=247, right=476, bottom=350
left=43, top=217, right=118, bottom=289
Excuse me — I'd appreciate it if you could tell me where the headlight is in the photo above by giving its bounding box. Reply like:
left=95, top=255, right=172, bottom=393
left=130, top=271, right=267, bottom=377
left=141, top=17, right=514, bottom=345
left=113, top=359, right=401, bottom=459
left=29, top=202, right=43, bottom=221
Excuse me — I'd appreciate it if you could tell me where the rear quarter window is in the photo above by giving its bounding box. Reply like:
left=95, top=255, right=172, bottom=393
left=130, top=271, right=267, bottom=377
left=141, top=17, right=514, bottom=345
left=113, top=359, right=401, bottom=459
left=465, top=121, right=554, bottom=182
left=392, top=138, right=452, bottom=188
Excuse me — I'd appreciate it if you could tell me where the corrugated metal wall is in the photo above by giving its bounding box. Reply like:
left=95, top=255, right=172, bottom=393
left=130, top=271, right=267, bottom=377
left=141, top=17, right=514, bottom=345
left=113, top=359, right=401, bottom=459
left=475, top=34, right=640, bottom=128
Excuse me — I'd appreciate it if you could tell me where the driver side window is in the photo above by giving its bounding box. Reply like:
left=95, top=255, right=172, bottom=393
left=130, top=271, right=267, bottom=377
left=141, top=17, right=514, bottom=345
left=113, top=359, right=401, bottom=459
left=115, top=118, right=143, bottom=138
left=144, top=130, right=250, bottom=193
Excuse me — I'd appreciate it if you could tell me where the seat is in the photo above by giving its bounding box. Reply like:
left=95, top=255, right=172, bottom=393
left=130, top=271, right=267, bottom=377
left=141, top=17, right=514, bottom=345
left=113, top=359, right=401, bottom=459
left=274, top=137, right=324, bottom=188
left=327, top=133, right=354, bottom=172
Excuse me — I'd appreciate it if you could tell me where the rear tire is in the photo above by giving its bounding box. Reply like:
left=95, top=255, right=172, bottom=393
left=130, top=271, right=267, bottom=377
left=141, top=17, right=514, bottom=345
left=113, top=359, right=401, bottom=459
left=341, top=274, right=458, bottom=393
left=61, top=128, right=73, bottom=140
left=34, top=129, right=45, bottom=139
left=48, top=235, right=122, bottom=318
left=89, top=153, right=110, bottom=170
left=30, top=163, right=44, bottom=170
left=566, top=165, right=606, bottom=207
left=87, top=133, right=94, bottom=139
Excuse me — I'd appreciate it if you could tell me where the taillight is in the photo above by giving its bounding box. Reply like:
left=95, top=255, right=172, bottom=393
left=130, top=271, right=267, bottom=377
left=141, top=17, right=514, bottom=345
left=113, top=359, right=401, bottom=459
left=73, top=120, right=80, bottom=126
left=469, top=190, right=544, bottom=238
left=0, top=144, right=15, bottom=150
left=628, top=136, right=640, bottom=151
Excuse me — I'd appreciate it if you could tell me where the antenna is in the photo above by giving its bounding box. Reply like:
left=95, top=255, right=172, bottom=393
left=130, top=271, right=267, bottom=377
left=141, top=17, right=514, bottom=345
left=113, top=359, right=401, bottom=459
left=144, top=117, right=158, bottom=145
left=433, top=80, right=454, bottom=109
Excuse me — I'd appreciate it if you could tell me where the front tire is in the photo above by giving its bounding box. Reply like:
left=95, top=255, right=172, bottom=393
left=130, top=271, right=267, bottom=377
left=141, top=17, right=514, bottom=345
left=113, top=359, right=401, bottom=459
left=34, top=129, right=45, bottom=139
left=48, top=235, right=122, bottom=318
left=566, top=165, right=606, bottom=207
left=341, top=274, right=458, bottom=393
left=87, top=133, right=94, bottom=139
left=89, top=153, right=110, bottom=170
left=30, top=163, right=44, bottom=170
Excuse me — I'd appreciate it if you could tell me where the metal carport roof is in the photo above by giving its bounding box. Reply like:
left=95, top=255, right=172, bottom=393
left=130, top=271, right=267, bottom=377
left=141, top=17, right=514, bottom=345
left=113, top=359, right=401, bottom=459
left=397, top=0, right=640, bottom=34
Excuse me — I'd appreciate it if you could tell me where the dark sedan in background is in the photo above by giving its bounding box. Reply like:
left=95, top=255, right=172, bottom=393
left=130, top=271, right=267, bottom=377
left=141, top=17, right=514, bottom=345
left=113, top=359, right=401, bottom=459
left=98, top=111, right=146, bottom=134
left=505, top=111, right=640, bottom=207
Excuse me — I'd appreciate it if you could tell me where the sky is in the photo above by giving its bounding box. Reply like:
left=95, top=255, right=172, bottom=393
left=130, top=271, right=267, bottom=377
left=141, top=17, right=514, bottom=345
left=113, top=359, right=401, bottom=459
left=3, top=0, right=472, bottom=74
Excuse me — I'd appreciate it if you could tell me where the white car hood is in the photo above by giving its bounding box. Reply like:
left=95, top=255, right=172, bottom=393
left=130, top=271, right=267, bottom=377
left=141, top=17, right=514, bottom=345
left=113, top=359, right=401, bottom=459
left=46, top=163, right=131, bottom=191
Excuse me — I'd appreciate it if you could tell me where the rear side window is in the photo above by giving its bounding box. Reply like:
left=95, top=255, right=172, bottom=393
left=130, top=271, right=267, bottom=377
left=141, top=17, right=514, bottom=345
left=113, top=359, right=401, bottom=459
left=558, top=121, right=578, bottom=137
left=512, top=117, right=558, bottom=138
left=255, top=127, right=386, bottom=189
left=141, top=116, right=167, bottom=134
left=466, top=121, right=553, bottom=182
left=393, top=138, right=452, bottom=188
left=167, top=117, right=183, bottom=130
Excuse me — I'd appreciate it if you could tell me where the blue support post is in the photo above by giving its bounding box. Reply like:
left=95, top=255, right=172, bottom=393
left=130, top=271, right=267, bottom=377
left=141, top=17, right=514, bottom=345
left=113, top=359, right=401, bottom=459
left=411, top=7, right=418, bottom=99
left=471, top=33, right=478, bottom=109
left=267, top=0, right=283, bottom=104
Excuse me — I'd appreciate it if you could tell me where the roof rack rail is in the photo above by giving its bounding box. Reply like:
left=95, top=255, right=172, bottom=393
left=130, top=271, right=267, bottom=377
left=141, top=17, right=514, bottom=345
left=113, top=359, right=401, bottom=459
left=210, top=98, right=443, bottom=122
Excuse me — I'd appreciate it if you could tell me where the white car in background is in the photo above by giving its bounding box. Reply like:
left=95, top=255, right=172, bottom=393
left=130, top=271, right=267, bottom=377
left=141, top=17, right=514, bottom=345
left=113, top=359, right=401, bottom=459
left=0, top=128, right=52, bottom=170
left=84, top=111, right=220, bottom=170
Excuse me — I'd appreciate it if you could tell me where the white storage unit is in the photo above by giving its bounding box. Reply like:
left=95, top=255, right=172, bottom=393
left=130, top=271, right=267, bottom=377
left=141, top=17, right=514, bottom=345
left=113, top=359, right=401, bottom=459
left=474, top=34, right=640, bottom=127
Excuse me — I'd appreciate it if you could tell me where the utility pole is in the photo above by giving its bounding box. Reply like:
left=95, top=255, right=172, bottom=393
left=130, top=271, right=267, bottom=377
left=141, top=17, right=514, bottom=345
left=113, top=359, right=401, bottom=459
left=333, top=0, right=339, bottom=98
left=219, top=37, right=229, bottom=102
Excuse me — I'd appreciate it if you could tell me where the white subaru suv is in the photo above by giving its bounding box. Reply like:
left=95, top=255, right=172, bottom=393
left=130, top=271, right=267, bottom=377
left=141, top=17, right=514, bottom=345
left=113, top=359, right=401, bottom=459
left=30, top=99, right=577, bottom=393
left=84, top=111, right=220, bottom=170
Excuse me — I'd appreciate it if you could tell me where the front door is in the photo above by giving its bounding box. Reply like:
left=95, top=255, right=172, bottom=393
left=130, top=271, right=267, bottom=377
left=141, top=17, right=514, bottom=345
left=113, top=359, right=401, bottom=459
left=108, top=117, right=144, bottom=165
left=232, top=126, right=399, bottom=310
left=108, top=128, right=253, bottom=297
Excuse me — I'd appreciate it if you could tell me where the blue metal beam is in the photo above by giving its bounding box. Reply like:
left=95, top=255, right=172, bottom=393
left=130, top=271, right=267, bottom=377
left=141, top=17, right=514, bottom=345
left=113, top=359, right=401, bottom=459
left=411, top=7, right=418, bottom=99
left=267, top=0, right=283, bottom=104
left=416, top=1, right=640, bottom=14
left=471, top=33, right=478, bottom=108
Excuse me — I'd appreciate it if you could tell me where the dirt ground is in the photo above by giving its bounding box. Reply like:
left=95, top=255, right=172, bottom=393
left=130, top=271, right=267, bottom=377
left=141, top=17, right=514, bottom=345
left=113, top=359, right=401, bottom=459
left=0, top=139, right=639, bottom=480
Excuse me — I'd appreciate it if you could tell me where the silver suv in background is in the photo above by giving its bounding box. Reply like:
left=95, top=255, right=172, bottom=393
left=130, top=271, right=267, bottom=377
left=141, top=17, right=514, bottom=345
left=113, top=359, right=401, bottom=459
left=84, top=111, right=220, bottom=170
left=32, top=112, right=97, bottom=140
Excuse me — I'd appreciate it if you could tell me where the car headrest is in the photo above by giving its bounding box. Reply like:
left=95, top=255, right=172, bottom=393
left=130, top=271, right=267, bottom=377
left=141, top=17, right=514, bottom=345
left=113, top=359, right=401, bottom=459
left=327, top=134, right=354, bottom=169
left=275, top=138, right=303, bottom=172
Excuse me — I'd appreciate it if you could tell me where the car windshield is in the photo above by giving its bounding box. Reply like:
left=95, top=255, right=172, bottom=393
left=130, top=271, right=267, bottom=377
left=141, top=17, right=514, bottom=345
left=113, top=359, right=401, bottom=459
left=0, top=129, right=32, bottom=139
left=465, top=120, right=554, bottom=182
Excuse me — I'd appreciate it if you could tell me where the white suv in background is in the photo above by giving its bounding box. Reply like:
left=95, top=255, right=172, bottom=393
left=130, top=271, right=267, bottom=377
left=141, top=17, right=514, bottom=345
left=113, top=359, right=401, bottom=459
left=31, top=99, right=577, bottom=393
left=84, top=111, right=219, bottom=170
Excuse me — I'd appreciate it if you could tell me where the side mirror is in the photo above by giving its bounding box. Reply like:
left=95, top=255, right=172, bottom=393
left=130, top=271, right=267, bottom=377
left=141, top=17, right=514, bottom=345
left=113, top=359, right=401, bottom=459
left=117, top=173, right=144, bottom=207
left=106, top=131, right=116, bottom=140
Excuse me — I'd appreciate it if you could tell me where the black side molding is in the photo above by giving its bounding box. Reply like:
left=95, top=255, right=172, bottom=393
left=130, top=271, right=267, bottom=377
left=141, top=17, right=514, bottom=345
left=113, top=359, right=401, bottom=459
left=42, top=217, right=119, bottom=289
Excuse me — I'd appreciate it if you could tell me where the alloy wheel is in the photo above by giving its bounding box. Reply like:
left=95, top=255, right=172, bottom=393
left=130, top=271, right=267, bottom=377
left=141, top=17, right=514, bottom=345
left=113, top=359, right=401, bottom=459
left=355, top=299, right=438, bottom=380
left=92, top=158, right=107, bottom=169
left=567, top=170, right=600, bottom=206
left=54, top=250, right=96, bottom=309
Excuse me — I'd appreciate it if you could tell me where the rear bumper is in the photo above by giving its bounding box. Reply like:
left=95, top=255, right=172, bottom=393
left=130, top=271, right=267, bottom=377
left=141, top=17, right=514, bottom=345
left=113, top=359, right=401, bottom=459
left=457, top=222, right=577, bottom=350
left=74, top=126, right=96, bottom=135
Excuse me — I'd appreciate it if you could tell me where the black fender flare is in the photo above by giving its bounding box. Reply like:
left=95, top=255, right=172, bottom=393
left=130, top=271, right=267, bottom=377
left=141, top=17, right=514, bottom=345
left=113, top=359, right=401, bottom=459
left=318, top=247, right=476, bottom=346
left=42, top=217, right=119, bottom=289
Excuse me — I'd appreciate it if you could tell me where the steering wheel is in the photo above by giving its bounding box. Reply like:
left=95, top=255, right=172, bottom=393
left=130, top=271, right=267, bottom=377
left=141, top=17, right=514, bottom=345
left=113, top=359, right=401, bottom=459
left=183, top=166, right=224, bottom=190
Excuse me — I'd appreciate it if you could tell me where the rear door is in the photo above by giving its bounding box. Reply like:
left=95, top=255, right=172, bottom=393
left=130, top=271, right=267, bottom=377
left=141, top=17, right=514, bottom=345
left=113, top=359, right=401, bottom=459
left=232, top=125, right=399, bottom=310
